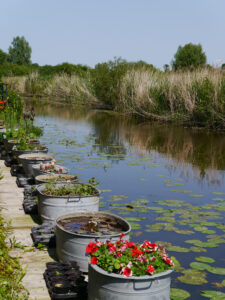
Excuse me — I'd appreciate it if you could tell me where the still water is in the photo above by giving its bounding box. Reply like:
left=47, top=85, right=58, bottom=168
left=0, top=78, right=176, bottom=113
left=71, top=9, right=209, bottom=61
left=33, top=103, right=225, bottom=299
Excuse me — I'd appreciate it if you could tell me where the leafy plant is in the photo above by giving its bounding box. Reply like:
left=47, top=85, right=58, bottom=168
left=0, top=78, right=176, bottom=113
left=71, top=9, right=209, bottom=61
left=43, top=183, right=99, bottom=197
left=87, top=235, right=174, bottom=277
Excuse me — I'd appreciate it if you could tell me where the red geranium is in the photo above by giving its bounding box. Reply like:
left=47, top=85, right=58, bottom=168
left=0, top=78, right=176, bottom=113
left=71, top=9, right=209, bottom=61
left=147, top=264, right=155, bottom=274
left=91, top=257, right=98, bottom=264
left=123, top=266, right=132, bottom=277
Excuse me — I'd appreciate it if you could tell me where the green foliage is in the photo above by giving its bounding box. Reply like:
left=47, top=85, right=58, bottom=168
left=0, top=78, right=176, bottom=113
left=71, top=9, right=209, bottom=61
left=0, top=49, right=8, bottom=64
left=87, top=240, right=174, bottom=276
left=43, top=183, right=99, bottom=196
left=172, top=43, right=206, bottom=70
left=0, top=212, right=28, bottom=299
left=0, top=63, right=31, bottom=77
left=8, top=36, right=32, bottom=65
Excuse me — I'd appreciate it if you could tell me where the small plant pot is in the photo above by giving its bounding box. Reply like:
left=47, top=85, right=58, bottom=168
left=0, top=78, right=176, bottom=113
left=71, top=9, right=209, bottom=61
left=13, top=146, right=48, bottom=162
left=32, top=164, right=69, bottom=178
left=52, top=281, right=71, bottom=294
left=55, top=211, right=131, bottom=273
left=35, top=173, right=77, bottom=185
left=36, top=183, right=100, bottom=224
left=88, top=264, right=173, bottom=300
left=18, top=153, right=54, bottom=177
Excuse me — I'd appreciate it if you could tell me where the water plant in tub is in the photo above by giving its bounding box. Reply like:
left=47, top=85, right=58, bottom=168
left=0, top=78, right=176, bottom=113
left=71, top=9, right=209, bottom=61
left=36, top=183, right=100, bottom=224
left=55, top=211, right=131, bottom=272
left=87, top=236, right=174, bottom=300
left=35, top=173, right=79, bottom=185
left=32, top=160, right=69, bottom=177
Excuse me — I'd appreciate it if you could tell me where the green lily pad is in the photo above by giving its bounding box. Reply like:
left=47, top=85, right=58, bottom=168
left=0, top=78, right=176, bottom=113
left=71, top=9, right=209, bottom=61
left=129, top=222, right=141, bottom=230
left=166, top=245, right=190, bottom=253
left=189, top=194, right=204, bottom=197
left=213, top=192, right=225, bottom=195
left=178, top=269, right=207, bottom=285
left=195, top=256, right=215, bottom=263
left=201, top=290, right=225, bottom=299
left=190, top=262, right=211, bottom=271
left=171, top=190, right=192, bottom=193
left=207, top=266, right=225, bottom=275
left=170, top=288, right=190, bottom=299
left=111, top=195, right=128, bottom=201
left=212, top=198, right=225, bottom=202
left=185, top=240, right=218, bottom=248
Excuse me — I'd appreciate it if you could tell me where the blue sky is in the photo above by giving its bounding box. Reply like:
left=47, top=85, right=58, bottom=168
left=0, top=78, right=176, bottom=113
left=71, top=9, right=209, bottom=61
left=1, top=0, right=224, bottom=68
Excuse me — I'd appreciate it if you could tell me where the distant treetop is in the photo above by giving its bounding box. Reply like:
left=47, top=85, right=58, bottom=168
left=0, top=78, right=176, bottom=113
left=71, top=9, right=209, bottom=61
left=8, top=36, right=32, bottom=65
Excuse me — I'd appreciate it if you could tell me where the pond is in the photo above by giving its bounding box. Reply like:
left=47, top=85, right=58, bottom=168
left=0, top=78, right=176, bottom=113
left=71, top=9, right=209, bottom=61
left=32, top=102, right=225, bottom=299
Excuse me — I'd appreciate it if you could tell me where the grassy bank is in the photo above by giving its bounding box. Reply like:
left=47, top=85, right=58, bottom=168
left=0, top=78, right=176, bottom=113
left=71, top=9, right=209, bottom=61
left=0, top=171, right=27, bottom=299
left=3, top=63, right=225, bottom=128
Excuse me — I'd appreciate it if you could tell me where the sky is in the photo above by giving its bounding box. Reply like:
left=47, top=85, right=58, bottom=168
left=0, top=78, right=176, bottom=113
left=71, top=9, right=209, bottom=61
left=1, top=0, right=225, bottom=69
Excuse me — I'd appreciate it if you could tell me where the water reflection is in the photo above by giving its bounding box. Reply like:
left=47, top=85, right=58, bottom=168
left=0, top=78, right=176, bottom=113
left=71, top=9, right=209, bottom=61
left=29, top=101, right=225, bottom=182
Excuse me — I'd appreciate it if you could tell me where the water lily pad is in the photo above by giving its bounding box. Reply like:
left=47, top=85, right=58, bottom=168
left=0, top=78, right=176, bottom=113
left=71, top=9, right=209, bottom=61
left=201, top=290, right=225, bottom=299
left=171, top=190, right=192, bottom=193
left=111, top=195, right=128, bottom=201
left=213, top=192, right=225, bottom=195
left=189, top=194, right=204, bottom=197
left=190, top=262, right=211, bottom=271
left=178, top=269, right=207, bottom=285
left=170, top=288, right=190, bottom=299
left=195, top=256, right=215, bottom=263
left=166, top=245, right=190, bottom=253
left=129, top=222, right=141, bottom=230
left=207, top=266, right=225, bottom=275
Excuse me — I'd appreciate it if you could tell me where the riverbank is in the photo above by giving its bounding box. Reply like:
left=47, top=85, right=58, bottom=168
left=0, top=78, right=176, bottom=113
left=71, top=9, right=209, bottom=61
left=3, top=66, right=225, bottom=129
left=0, top=160, right=52, bottom=299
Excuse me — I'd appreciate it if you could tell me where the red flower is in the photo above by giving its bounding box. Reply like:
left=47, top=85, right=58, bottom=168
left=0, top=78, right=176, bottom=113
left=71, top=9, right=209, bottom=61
left=120, top=233, right=125, bottom=239
left=86, top=242, right=98, bottom=254
left=131, top=249, right=143, bottom=257
left=108, top=246, right=116, bottom=253
left=163, top=257, right=174, bottom=266
left=147, top=264, right=155, bottom=275
left=117, top=251, right=122, bottom=257
left=123, top=266, right=132, bottom=277
left=150, top=256, right=156, bottom=262
left=91, top=257, right=98, bottom=264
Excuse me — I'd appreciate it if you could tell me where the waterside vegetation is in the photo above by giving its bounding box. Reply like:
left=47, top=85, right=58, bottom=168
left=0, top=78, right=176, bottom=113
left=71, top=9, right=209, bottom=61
left=1, top=38, right=225, bottom=129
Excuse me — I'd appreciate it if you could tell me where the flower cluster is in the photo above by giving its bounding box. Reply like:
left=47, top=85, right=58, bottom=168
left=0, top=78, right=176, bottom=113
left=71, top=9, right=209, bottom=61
left=86, top=234, right=174, bottom=277
left=40, top=160, right=63, bottom=173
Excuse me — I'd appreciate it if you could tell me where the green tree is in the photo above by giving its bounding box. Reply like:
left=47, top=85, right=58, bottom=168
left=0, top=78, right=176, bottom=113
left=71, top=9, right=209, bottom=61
left=0, top=49, right=8, bottom=64
left=8, top=36, right=32, bottom=65
left=172, top=43, right=206, bottom=70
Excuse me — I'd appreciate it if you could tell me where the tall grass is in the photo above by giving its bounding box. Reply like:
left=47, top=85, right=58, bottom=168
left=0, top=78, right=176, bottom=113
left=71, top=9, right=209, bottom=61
left=3, top=66, right=225, bottom=128
left=118, top=68, right=225, bottom=127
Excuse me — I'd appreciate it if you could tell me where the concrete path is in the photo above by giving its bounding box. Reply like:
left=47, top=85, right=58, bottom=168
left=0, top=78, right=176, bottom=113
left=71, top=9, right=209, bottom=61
left=0, top=160, right=52, bottom=300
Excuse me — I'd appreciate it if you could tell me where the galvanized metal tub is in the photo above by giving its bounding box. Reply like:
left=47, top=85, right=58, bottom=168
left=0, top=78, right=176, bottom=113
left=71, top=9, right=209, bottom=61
left=35, top=173, right=79, bottom=185
left=56, top=211, right=131, bottom=273
left=13, top=147, right=48, bottom=162
left=18, top=153, right=54, bottom=177
left=32, top=164, right=68, bottom=178
left=88, top=264, right=173, bottom=300
left=36, top=183, right=100, bottom=225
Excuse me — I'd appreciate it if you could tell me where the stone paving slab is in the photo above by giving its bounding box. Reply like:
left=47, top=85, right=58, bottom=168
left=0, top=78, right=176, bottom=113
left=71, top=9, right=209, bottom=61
left=0, top=160, right=51, bottom=300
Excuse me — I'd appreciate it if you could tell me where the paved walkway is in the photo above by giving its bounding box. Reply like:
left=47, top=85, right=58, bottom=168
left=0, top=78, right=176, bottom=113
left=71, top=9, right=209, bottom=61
left=0, top=160, right=52, bottom=300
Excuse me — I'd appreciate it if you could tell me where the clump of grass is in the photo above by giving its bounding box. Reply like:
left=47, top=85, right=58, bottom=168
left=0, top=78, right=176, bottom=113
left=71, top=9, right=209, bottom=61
left=43, top=183, right=99, bottom=196
left=0, top=212, right=28, bottom=299
left=118, top=68, right=225, bottom=127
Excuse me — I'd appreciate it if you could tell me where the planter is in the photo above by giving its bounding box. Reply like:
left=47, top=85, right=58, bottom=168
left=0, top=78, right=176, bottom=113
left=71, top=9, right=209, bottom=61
left=32, top=164, right=68, bottom=178
left=7, top=140, right=18, bottom=151
left=56, top=211, right=131, bottom=273
left=36, top=183, right=100, bottom=224
left=18, top=153, right=54, bottom=177
left=88, top=264, right=173, bottom=300
left=13, top=146, right=48, bottom=162
left=35, top=174, right=79, bottom=185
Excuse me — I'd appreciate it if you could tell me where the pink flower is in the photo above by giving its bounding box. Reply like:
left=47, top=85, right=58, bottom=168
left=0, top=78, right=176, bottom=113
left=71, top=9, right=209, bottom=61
left=163, top=256, right=174, bottom=266
left=108, top=246, right=116, bottom=254
left=96, top=241, right=103, bottom=247
left=150, top=256, right=156, bottom=262
left=91, top=257, right=98, bottom=264
left=123, top=266, right=132, bottom=277
left=147, top=264, right=155, bottom=275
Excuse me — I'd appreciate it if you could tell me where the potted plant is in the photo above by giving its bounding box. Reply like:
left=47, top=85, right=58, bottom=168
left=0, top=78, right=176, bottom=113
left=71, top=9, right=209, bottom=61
left=18, top=153, right=54, bottom=177
left=32, top=160, right=69, bottom=177
left=55, top=211, right=131, bottom=273
left=35, top=174, right=79, bottom=185
left=36, top=183, right=100, bottom=224
left=87, top=236, right=174, bottom=300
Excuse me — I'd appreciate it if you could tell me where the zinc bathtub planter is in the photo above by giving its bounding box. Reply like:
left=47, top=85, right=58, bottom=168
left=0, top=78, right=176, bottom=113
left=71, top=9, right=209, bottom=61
left=13, top=146, right=48, bottom=162
left=18, top=153, right=54, bottom=177
left=88, top=264, right=173, bottom=300
left=55, top=211, right=131, bottom=273
left=36, top=183, right=100, bottom=225
left=35, top=174, right=78, bottom=185
left=32, top=164, right=69, bottom=178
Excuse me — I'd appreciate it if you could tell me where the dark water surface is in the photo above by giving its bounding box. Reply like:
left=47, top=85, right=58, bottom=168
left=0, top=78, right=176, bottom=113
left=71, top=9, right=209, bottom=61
left=33, top=103, right=225, bottom=299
